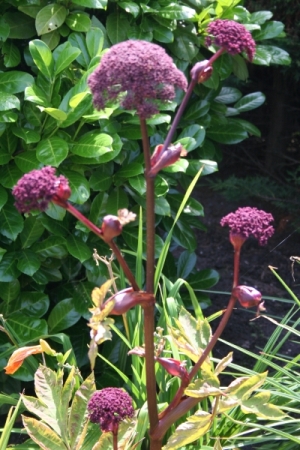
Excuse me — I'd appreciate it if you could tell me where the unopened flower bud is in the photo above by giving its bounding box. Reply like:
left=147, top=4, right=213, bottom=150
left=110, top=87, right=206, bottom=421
left=190, top=61, right=213, bottom=83
left=156, top=357, right=189, bottom=383
left=101, top=215, right=122, bottom=241
left=102, top=288, right=155, bottom=315
left=232, top=285, right=262, bottom=308
left=149, top=143, right=187, bottom=177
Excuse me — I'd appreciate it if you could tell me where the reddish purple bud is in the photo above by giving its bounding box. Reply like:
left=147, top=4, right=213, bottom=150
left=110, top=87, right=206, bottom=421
left=232, top=285, right=262, bottom=308
left=190, top=61, right=213, bottom=83
left=102, top=288, right=155, bottom=315
left=101, top=215, right=122, bottom=241
left=205, top=19, right=256, bottom=61
left=149, top=143, right=187, bottom=177
left=156, top=357, right=189, bottom=383
left=221, top=207, right=275, bottom=246
left=12, top=167, right=70, bottom=213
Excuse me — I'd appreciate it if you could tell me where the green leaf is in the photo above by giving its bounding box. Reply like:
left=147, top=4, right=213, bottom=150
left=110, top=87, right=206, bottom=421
left=106, top=12, right=130, bottom=44
left=36, top=136, right=68, bottom=166
left=2, top=41, right=21, bottom=68
left=71, top=132, right=113, bottom=158
left=215, top=87, right=242, bottom=104
left=22, top=416, right=66, bottom=450
left=0, top=16, right=10, bottom=41
left=188, top=269, right=219, bottom=290
left=123, top=229, right=164, bottom=260
left=38, top=106, right=67, bottom=121
left=232, top=54, right=249, bottom=80
left=105, top=188, right=128, bottom=214
left=0, top=280, right=20, bottom=302
left=66, top=13, right=91, bottom=32
left=36, top=4, right=68, bottom=36
left=177, top=125, right=205, bottom=150
left=0, top=253, right=20, bottom=282
left=69, top=373, right=95, bottom=448
left=12, top=127, right=41, bottom=144
left=241, top=391, right=285, bottom=419
left=0, top=185, right=8, bottom=210
left=234, top=92, right=266, bottom=112
left=29, top=40, right=54, bottom=80
left=0, top=71, right=34, bottom=94
left=152, top=21, right=174, bottom=43
left=0, top=164, right=23, bottom=188
left=89, top=165, right=113, bottom=191
left=66, top=235, right=91, bottom=263
left=15, top=152, right=42, bottom=173
left=207, top=121, right=248, bottom=144
left=71, top=0, right=107, bottom=7
left=48, top=298, right=81, bottom=333
left=261, top=45, right=291, bottom=65
left=0, top=202, right=24, bottom=240
left=155, top=197, right=170, bottom=216
left=68, top=32, right=90, bottom=69
left=3, top=12, right=36, bottom=39
left=159, top=4, right=195, bottom=20
left=7, top=315, right=48, bottom=341
left=118, top=2, right=140, bottom=18
left=17, top=292, right=50, bottom=318
left=41, top=29, right=60, bottom=50
left=86, top=27, right=104, bottom=58
left=17, top=250, right=41, bottom=276
left=233, top=119, right=261, bottom=137
left=168, top=32, right=198, bottom=61
left=250, top=10, right=273, bottom=25
left=114, top=163, right=144, bottom=182
left=61, top=170, right=90, bottom=204
left=32, top=236, right=68, bottom=258
left=183, top=100, right=210, bottom=121
left=177, top=251, right=197, bottom=279
left=24, top=83, right=49, bottom=106
left=53, top=42, right=81, bottom=75
left=252, top=45, right=272, bottom=65
left=252, top=21, right=284, bottom=41
left=163, top=411, right=212, bottom=449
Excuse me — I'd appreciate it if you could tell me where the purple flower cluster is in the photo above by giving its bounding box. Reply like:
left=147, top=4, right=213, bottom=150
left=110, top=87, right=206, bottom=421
left=205, top=19, right=256, bottom=61
left=87, top=388, right=134, bottom=433
left=88, top=40, right=187, bottom=119
left=220, top=207, right=274, bottom=246
left=12, top=166, right=70, bottom=213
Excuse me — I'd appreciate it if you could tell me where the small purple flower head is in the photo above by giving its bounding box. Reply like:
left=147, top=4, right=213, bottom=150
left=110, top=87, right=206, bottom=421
left=87, top=388, right=134, bottom=433
left=205, top=19, right=256, bottom=61
left=220, top=207, right=274, bottom=246
left=88, top=40, right=187, bottom=119
left=12, top=166, right=70, bottom=213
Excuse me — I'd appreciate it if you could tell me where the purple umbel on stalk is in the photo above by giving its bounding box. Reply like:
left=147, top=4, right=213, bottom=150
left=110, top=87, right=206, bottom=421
left=88, top=40, right=187, bottom=119
left=220, top=207, right=274, bottom=246
left=205, top=19, right=256, bottom=61
left=88, top=388, right=134, bottom=433
left=12, top=166, right=70, bottom=213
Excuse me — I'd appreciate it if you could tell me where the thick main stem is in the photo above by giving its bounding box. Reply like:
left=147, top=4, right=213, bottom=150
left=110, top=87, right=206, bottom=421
left=139, top=118, right=159, bottom=445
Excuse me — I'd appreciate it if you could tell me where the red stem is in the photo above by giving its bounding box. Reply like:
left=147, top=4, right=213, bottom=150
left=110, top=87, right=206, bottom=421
left=54, top=200, right=140, bottom=291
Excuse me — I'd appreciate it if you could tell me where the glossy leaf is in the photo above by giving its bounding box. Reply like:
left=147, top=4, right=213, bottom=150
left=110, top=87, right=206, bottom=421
left=17, top=292, right=50, bottom=318
left=123, top=229, right=164, bottom=260
left=7, top=315, right=48, bottom=341
left=250, top=10, right=273, bottom=25
left=32, top=236, right=68, bottom=259
left=15, top=152, right=42, bottom=172
left=66, top=235, right=91, bottom=263
left=0, top=280, right=20, bottom=302
left=17, top=250, right=41, bottom=276
left=215, top=87, right=242, bottom=104
left=177, top=251, right=197, bottom=279
left=86, top=27, right=104, bottom=58
left=71, top=132, right=113, bottom=158
left=0, top=185, right=8, bottom=210
left=71, top=0, right=107, bottom=7
left=0, top=71, right=34, bottom=94
left=252, top=21, right=284, bottom=41
left=3, top=11, right=36, bottom=39
left=0, top=253, right=20, bottom=282
left=234, top=92, right=266, bottom=112
left=29, top=40, right=54, bottom=80
left=68, top=32, right=90, bottom=68
left=159, top=4, right=195, bottom=20
left=105, top=188, right=129, bottom=215
left=207, top=121, right=248, bottom=144
left=36, top=136, right=69, bottom=166
left=48, top=298, right=81, bottom=333
left=188, top=269, right=219, bottom=290
left=66, top=13, right=91, bottom=32
left=183, top=100, right=210, bottom=121
left=106, top=12, right=130, bottom=44
left=36, top=4, right=68, bottom=36
left=89, top=165, right=113, bottom=191
left=61, top=170, right=90, bottom=204
left=0, top=202, right=24, bottom=240
left=53, top=42, right=81, bottom=75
